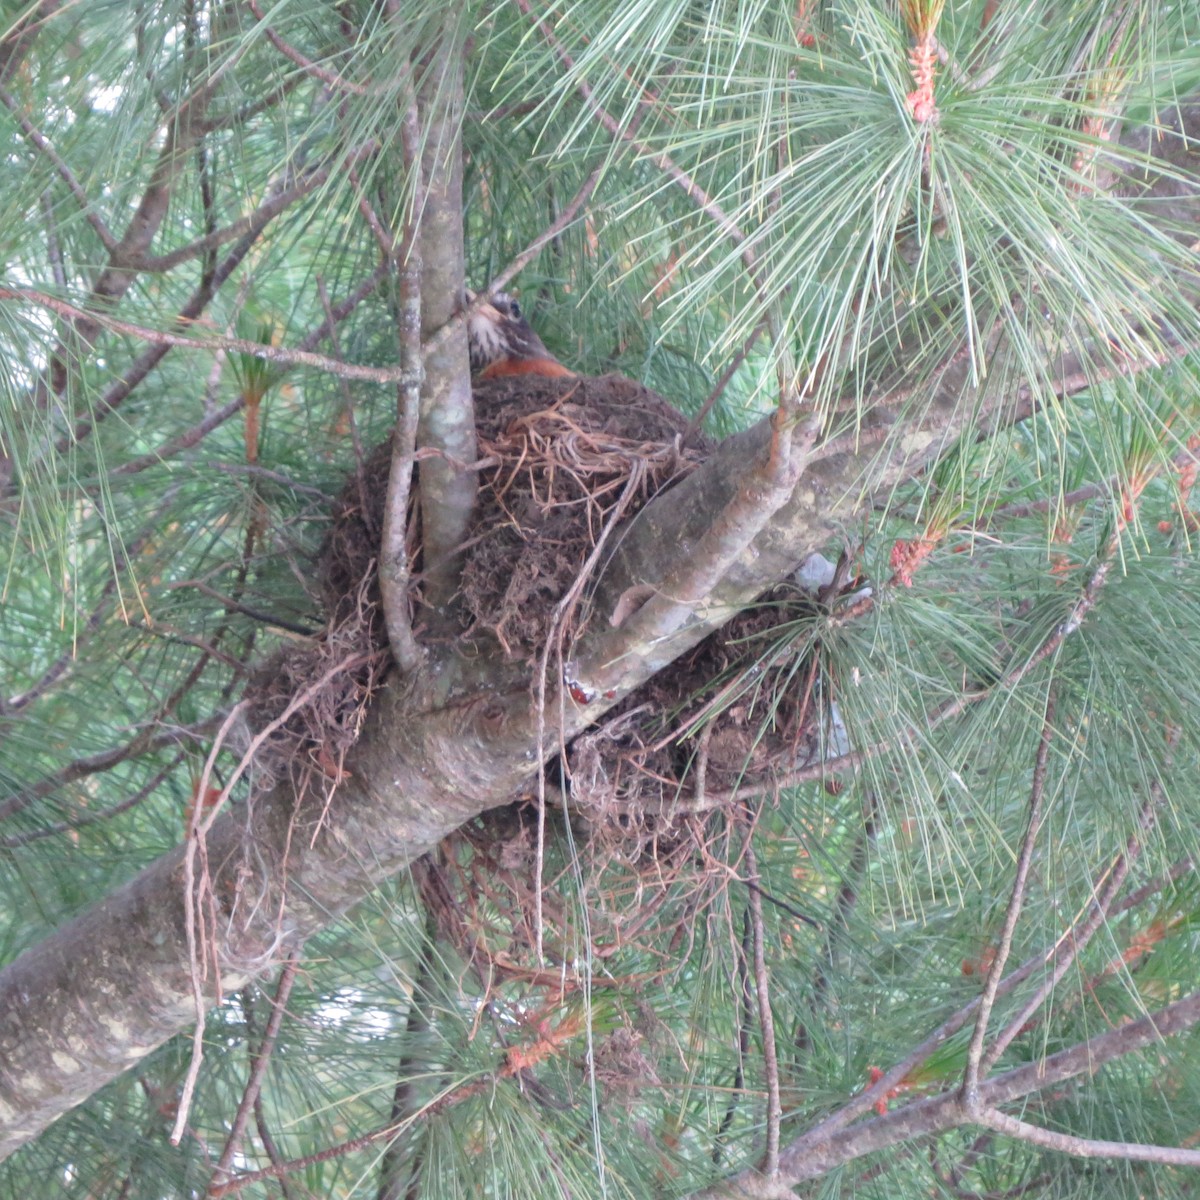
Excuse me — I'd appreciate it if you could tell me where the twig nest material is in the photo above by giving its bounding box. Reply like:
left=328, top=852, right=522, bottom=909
left=566, top=583, right=830, bottom=845
left=461, top=373, right=708, bottom=654
left=320, top=372, right=710, bottom=659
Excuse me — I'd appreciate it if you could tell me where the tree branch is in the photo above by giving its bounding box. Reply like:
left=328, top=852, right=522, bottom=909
left=690, top=984, right=1200, bottom=1197
left=743, top=836, right=782, bottom=1177
left=0, top=87, right=119, bottom=250
left=961, top=689, right=1057, bottom=1107
left=973, top=1106, right=1200, bottom=1169
left=410, top=13, right=476, bottom=613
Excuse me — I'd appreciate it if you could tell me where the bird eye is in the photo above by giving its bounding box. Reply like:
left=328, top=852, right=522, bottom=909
left=509, top=299, right=521, bottom=317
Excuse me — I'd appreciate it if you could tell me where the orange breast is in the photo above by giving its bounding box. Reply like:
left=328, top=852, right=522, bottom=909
left=478, top=356, right=576, bottom=381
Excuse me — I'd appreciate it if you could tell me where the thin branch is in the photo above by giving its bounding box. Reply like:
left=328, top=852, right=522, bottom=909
left=104, top=264, right=388, bottom=480
left=206, top=462, right=334, bottom=500
left=209, top=957, right=301, bottom=1192
left=743, top=836, right=782, bottom=1177
left=974, top=1105, right=1200, bottom=1168
left=109, top=395, right=247, bottom=479
left=962, top=688, right=1056, bottom=1109
left=128, top=143, right=378, bottom=273
left=372, top=98, right=425, bottom=670
left=0, top=752, right=186, bottom=849
left=40, top=189, right=67, bottom=288
left=979, top=786, right=1159, bottom=1075
left=689, top=983, right=1200, bottom=1197
left=207, top=73, right=304, bottom=133
left=712, top=909, right=755, bottom=1167
left=0, top=87, right=118, bottom=249
left=0, top=715, right=220, bottom=825
left=685, top=319, right=769, bottom=441
left=247, top=0, right=369, bottom=95
left=421, top=159, right=606, bottom=361
left=171, top=580, right=317, bottom=637
left=761, top=803, right=1185, bottom=1179
left=35, top=69, right=219, bottom=408
left=0, top=284, right=416, bottom=385
left=0, top=0, right=60, bottom=86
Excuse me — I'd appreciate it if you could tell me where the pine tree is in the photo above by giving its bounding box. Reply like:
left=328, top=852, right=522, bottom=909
left=2, top=1, right=1200, bottom=1197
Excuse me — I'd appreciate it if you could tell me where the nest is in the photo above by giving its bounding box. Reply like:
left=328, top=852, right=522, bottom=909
left=243, top=369, right=847, bottom=978
left=321, top=371, right=709, bottom=657
left=242, top=371, right=708, bottom=799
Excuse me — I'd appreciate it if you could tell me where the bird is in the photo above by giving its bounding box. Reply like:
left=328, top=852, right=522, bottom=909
left=466, top=292, right=576, bottom=381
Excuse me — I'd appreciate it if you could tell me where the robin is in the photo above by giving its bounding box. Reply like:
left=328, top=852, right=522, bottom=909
left=466, top=292, right=575, bottom=381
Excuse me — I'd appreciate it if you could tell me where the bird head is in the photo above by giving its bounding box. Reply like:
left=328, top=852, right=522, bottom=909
left=465, top=291, right=573, bottom=379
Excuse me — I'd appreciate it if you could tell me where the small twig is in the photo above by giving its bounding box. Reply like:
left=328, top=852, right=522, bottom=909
left=173, top=700, right=251, bottom=1145
left=979, top=786, right=1159, bottom=1075
left=209, top=956, right=301, bottom=1192
left=1, top=87, right=119, bottom=250
left=207, top=462, right=334, bottom=499
left=743, top=835, right=782, bottom=1176
left=171, top=580, right=318, bottom=637
left=961, top=688, right=1056, bottom=1109
left=684, top=318, right=769, bottom=441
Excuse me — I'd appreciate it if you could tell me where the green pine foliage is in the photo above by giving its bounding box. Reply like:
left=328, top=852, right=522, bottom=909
left=2, top=0, right=1200, bottom=1196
